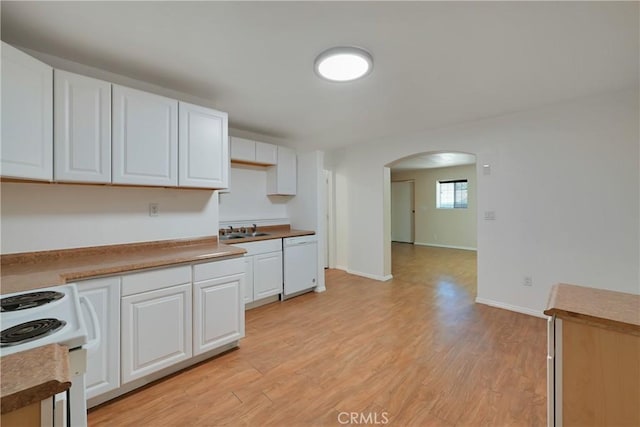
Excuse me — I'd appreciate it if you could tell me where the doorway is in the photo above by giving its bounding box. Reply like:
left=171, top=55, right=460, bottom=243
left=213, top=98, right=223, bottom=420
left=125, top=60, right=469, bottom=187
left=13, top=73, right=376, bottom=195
left=391, top=181, right=414, bottom=243
left=385, top=151, right=478, bottom=295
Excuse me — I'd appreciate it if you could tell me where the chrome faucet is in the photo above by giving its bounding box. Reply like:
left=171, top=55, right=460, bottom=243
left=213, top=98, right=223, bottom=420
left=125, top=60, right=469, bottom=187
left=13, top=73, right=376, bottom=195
left=251, top=224, right=257, bottom=233
left=228, top=225, right=234, bottom=233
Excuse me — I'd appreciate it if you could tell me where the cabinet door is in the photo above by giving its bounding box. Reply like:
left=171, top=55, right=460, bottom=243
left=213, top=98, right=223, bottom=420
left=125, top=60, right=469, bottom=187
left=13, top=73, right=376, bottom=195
left=121, top=283, right=192, bottom=383
left=1, top=42, right=53, bottom=181
left=112, top=85, right=178, bottom=186
left=253, top=251, right=283, bottom=300
left=243, top=256, right=254, bottom=304
left=229, top=137, right=255, bottom=163
left=178, top=102, right=228, bottom=189
left=78, top=277, right=121, bottom=400
left=255, top=142, right=277, bottom=166
left=193, top=273, right=245, bottom=356
left=54, top=70, right=111, bottom=183
left=267, top=146, right=296, bottom=195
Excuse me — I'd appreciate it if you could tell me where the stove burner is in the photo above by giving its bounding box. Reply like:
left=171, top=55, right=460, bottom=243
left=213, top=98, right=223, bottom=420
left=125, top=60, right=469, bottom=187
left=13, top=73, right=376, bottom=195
left=1, top=318, right=66, bottom=347
left=1, top=291, right=65, bottom=312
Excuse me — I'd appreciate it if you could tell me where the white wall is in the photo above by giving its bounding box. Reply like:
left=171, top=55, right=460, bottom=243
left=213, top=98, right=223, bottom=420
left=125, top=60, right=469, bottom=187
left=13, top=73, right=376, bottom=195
left=287, top=151, right=326, bottom=291
left=330, top=90, right=640, bottom=314
left=218, top=165, right=289, bottom=223
left=0, top=183, right=218, bottom=253
left=392, top=164, right=477, bottom=250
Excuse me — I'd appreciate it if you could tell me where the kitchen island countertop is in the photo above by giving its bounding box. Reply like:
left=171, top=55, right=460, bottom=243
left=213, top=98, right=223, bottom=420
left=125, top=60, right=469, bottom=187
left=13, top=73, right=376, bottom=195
left=544, top=283, right=640, bottom=335
left=1, top=344, right=71, bottom=414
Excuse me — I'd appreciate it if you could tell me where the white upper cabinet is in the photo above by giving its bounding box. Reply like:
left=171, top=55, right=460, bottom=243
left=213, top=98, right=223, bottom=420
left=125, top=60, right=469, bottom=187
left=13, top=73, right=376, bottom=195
left=255, top=142, right=277, bottom=165
left=267, top=146, right=297, bottom=195
left=178, top=102, right=228, bottom=189
left=112, top=85, right=178, bottom=186
left=230, top=137, right=277, bottom=166
left=1, top=42, right=53, bottom=181
left=230, top=137, right=255, bottom=163
left=54, top=70, right=111, bottom=183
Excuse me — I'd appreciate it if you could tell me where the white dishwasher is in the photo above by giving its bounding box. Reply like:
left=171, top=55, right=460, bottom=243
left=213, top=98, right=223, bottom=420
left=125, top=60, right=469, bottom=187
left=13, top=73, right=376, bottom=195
left=283, top=235, right=318, bottom=298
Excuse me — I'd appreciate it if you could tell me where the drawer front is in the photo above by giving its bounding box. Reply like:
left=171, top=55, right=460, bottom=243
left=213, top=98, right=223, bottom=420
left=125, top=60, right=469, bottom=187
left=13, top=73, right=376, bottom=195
left=193, top=257, right=245, bottom=282
left=231, top=239, right=281, bottom=256
left=122, top=265, right=191, bottom=296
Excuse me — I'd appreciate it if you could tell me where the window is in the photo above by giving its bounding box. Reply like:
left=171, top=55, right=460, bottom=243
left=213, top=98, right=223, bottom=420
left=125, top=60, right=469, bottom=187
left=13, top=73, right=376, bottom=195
left=437, top=180, right=468, bottom=209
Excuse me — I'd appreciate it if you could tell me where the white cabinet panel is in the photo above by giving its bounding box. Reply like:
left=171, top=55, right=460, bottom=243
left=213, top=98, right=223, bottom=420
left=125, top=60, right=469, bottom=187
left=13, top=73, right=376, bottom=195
left=254, top=251, right=283, bottom=300
left=229, top=137, right=255, bottom=163
left=178, top=102, right=228, bottom=189
left=78, top=277, right=121, bottom=400
left=255, top=142, right=277, bottom=165
left=230, top=137, right=277, bottom=166
left=54, top=70, right=111, bottom=183
left=230, top=239, right=283, bottom=304
left=231, top=238, right=281, bottom=256
left=193, top=274, right=244, bottom=355
left=121, top=265, right=191, bottom=297
left=112, top=85, right=178, bottom=186
left=121, top=283, right=192, bottom=383
left=193, top=257, right=245, bottom=355
left=1, top=42, right=53, bottom=181
left=267, top=146, right=296, bottom=195
left=243, top=256, right=254, bottom=304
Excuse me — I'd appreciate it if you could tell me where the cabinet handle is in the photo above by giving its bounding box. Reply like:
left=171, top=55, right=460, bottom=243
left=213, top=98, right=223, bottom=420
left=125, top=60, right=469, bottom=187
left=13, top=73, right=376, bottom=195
left=80, top=296, right=101, bottom=351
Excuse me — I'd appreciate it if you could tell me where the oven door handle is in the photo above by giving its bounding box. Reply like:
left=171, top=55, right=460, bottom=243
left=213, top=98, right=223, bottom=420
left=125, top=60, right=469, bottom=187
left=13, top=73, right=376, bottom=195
left=80, top=295, right=101, bottom=351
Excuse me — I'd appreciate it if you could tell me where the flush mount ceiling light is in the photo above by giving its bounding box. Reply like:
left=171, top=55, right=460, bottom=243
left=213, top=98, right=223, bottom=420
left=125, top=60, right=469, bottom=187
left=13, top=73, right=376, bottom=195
left=314, top=46, right=373, bottom=82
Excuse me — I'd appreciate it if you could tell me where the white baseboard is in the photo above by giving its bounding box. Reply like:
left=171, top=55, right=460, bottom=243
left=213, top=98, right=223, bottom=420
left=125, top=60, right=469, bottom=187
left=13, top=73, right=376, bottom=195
left=331, top=266, right=392, bottom=282
left=313, top=286, right=326, bottom=293
left=475, top=297, right=546, bottom=318
left=346, top=269, right=393, bottom=282
left=414, top=242, right=477, bottom=251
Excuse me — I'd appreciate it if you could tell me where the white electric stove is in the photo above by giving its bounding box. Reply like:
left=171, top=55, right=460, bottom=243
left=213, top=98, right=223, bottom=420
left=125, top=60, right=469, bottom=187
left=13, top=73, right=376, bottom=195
left=1, top=284, right=91, bottom=426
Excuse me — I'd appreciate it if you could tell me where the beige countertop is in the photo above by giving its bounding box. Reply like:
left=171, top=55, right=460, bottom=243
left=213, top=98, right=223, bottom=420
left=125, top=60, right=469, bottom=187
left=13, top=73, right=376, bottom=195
left=544, top=283, right=640, bottom=335
left=1, top=344, right=71, bottom=414
left=0, top=226, right=314, bottom=294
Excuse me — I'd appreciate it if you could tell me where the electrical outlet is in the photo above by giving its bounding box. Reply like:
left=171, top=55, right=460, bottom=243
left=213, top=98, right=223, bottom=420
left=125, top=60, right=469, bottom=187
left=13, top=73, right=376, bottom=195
left=149, top=203, right=159, bottom=217
left=523, top=276, right=533, bottom=287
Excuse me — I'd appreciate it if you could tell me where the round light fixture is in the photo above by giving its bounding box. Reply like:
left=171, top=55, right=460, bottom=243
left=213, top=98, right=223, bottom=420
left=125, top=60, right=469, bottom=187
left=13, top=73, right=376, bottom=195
left=314, top=46, right=373, bottom=82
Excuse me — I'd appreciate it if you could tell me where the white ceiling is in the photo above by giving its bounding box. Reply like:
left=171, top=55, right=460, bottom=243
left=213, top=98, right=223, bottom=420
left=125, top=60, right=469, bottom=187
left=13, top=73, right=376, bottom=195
left=1, top=2, right=638, bottom=151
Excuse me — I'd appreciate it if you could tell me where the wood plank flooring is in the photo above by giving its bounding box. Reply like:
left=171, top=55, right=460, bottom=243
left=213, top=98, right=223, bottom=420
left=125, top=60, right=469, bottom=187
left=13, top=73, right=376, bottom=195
left=89, top=244, right=546, bottom=426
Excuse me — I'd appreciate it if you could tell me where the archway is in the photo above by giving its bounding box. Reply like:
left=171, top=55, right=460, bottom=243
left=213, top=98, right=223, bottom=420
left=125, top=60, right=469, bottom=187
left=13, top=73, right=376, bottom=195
left=384, top=151, right=478, bottom=295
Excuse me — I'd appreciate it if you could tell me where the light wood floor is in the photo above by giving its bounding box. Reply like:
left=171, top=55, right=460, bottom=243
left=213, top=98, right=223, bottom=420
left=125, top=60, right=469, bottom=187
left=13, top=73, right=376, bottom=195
left=89, top=244, right=546, bottom=426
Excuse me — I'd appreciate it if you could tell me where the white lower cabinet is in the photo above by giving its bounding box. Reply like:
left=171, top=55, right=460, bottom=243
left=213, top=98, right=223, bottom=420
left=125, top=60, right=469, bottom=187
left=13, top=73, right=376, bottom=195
left=78, top=257, right=244, bottom=403
left=242, top=256, right=254, bottom=304
left=193, top=258, right=245, bottom=355
left=121, top=266, right=192, bottom=384
left=78, top=277, right=121, bottom=400
left=253, top=252, right=283, bottom=300
left=231, top=239, right=283, bottom=304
